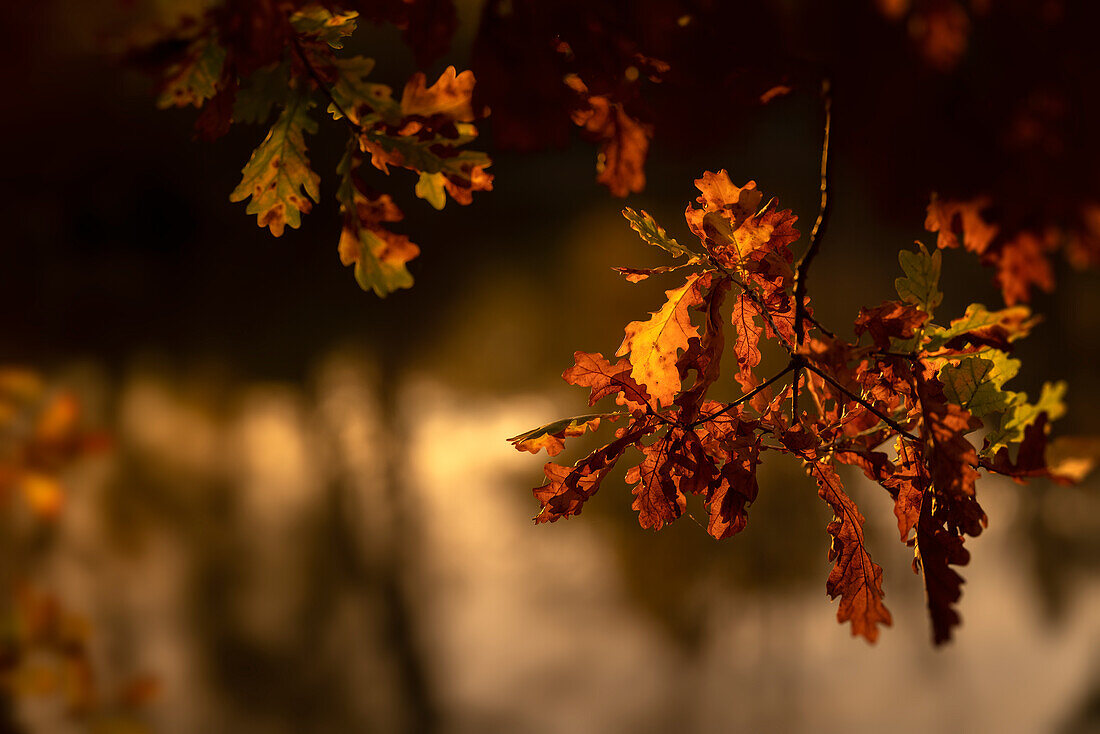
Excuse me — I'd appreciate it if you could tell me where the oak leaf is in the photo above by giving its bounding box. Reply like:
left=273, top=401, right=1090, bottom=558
left=508, top=414, right=604, bottom=457
left=561, top=351, right=652, bottom=414
left=616, top=273, right=710, bottom=407
left=810, top=462, right=892, bottom=642
left=230, top=89, right=321, bottom=236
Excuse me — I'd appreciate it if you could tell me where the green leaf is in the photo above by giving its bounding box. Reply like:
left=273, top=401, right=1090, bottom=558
left=415, top=172, right=447, bottom=210
left=623, top=208, right=698, bottom=258
left=336, top=150, right=419, bottom=297
left=157, top=37, right=226, bottom=109
left=895, top=242, right=943, bottom=317
left=938, top=351, right=1021, bottom=418
left=925, top=303, right=1037, bottom=351
left=289, top=6, right=359, bottom=48
left=983, top=381, right=1068, bottom=456
left=327, top=57, right=400, bottom=123
left=230, top=90, right=321, bottom=236
left=233, top=61, right=290, bottom=124
left=351, top=230, right=415, bottom=296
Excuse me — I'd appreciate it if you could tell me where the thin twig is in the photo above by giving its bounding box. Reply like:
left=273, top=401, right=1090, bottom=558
left=802, top=360, right=920, bottom=442
left=689, top=361, right=797, bottom=428
left=792, top=366, right=801, bottom=422
left=793, top=78, right=832, bottom=346
left=805, top=313, right=837, bottom=339
left=708, top=255, right=795, bottom=353
left=290, top=34, right=358, bottom=131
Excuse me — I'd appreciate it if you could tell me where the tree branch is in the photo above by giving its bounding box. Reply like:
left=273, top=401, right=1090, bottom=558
left=801, top=360, right=920, bottom=442
left=793, top=78, right=832, bottom=346
left=290, top=34, right=358, bottom=132
left=689, top=361, right=797, bottom=428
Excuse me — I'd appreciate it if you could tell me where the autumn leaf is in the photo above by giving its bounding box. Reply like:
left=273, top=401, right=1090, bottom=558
left=401, top=66, right=477, bottom=121
left=996, top=231, right=1056, bottom=305
left=705, top=436, right=761, bottom=540
left=616, top=273, right=709, bottom=407
left=233, top=61, right=291, bottom=124
left=622, top=208, right=697, bottom=259
left=626, top=434, right=685, bottom=531
left=336, top=149, right=419, bottom=296
left=887, top=439, right=927, bottom=542
left=924, top=303, right=1039, bottom=352
left=562, top=351, right=653, bottom=414
left=157, top=36, right=226, bottom=109
left=916, top=373, right=985, bottom=536
left=508, top=414, right=606, bottom=457
left=983, top=381, right=1067, bottom=456
left=730, top=293, right=764, bottom=391
left=925, top=194, right=998, bottom=255
left=566, top=74, right=651, bottom=197
left=854, top=301, right=928, bottom=350
left=913, top=494, right=970, bottom=645
left=810, top=462, right=892, bottom=642
left=230, top=89, right=320, bottom=236
left=533, top=421, right=653, bottom=523
left=289, top=6, right=359, bottom=49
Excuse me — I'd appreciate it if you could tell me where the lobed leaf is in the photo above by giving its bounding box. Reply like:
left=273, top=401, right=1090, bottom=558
left=616, top=273, right=709, bottom=407
left=230, top=89, right=321, bottom=236
left=622, top=208, right=695, bottom=259
left=810, top=462, right=892, bottom=643
left=508, top=414, right=606, bottom=457
left=895, top=242, right=943, bottom=317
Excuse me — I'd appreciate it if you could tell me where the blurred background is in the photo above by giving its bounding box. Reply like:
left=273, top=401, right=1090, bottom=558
left=1, top=0, right=1099, bottom=732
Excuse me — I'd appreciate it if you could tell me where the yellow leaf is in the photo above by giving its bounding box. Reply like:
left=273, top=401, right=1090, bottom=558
left=616, top=273, right=707, bottom=406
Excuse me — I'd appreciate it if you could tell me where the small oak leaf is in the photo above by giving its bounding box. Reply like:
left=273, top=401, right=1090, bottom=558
left=996, top=231, right=1056, bottom=305
left=230, top=90, right=321, bottom=236
left=622, top=208, right=696, bottom=259
left=401, top=66, right=477, bottom=121
left=895, top=242, right=944, bottom=317
left=626, top=435, right=684, bottom=530
left=157, top=37, right=226, bottom=110
left=925, top=303, right=1039, bottom=351
left=913, top=495, right=970, bottom=645
left=616, top=273, right=708, bottom=407
left=508, top=415, right=605, bottom=457
left=562, top=351, right=652, bottom=414
left=925, top=194, right=998, bottom=255
left=289, top=6, right=359, bottom=48
left=810, top=462, right=893, bottom=642
left=731, top=293, right=764, bottom=391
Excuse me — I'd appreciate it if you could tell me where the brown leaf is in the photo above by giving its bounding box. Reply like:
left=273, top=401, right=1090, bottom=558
left=705, top=434, right=761, bottom=540
left=925, top=194, right=998, bottom=255
left=854, top=301, right=928, bottom=349
left=913, top=493, right=970, bottom=645
left=731, top=293, right=764, bottom=392
left=916, top=371, right=986, bottom=536
left=626, top=433, right=684, bottom=530
left=533, top=420, right=652, bottom=523
left=996, top=231, right=1056, bottom=305
left=566, top=75, right=651, bottom=196
left=810, top=462, right=893, bottom=642
left=562, top=351, right=652, bottom=414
